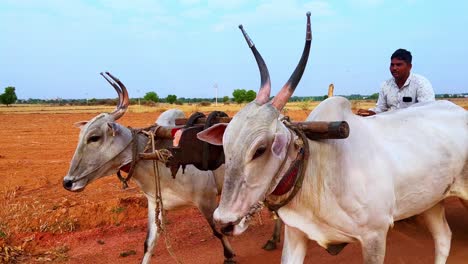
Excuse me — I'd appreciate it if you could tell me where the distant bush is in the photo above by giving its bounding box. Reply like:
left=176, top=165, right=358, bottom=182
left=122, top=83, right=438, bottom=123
left=103, top=98, right=118, bottom=106
left=175, top=100, right=183, bottom=105
left=142, top=100, right=158, bottom=106
left=299, top=100, right=310, bottom=111
left=198, top=101, right=211, bottom=106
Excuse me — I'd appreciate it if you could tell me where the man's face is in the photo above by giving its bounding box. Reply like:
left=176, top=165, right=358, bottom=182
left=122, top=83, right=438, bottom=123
left=389, top=58, right=412, bottom=80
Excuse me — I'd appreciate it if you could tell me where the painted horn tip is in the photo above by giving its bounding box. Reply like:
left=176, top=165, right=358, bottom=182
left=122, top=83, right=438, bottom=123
left=238, top=24, right=243, bottom=29
left=306, top=11, right=311, bottom=17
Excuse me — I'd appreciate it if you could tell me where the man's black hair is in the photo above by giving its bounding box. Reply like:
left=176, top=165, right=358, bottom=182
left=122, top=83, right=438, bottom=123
left=391, top=49, right=412, bottom=64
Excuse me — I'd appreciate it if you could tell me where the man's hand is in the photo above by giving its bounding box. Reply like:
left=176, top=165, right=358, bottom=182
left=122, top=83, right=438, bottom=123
left=357, top=109, right=376, bottom=117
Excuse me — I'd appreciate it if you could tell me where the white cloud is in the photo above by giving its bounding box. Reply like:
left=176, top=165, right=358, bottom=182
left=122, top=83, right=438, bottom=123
left=303, top=1, right=335, bottom=16
left=207, top=0, right=249, bottom=10
left=213, top=23, right=226, bottom=32
left=348, top=0, right=384, bottom=8
left=98, top=0, right=166, bottom=16
left=211, top=0, right=336, bottom=32
left=182, top=7, right=212, bottom=19
left=180, top=0, right=202, bottom=6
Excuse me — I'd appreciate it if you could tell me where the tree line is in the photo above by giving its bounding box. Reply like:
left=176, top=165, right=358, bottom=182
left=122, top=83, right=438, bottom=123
left=2, top=86, right=467, bottom=106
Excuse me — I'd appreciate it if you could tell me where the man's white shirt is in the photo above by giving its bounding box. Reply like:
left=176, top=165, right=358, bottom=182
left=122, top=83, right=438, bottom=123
left=370, top=73, right=435, bottom=113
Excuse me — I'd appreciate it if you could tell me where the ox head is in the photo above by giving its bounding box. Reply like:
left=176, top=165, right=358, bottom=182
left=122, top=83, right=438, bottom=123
left=198, top=12, right=312, bottom=234
left=63, top=72, right=133, bottom=191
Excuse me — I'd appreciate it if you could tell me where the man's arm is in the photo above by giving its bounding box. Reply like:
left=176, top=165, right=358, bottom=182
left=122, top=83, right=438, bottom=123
left=369, top=89, right=388, bottom=113
left=358, top=88, right=387, bottom=116
left=416, top=76, right=435, bottom=102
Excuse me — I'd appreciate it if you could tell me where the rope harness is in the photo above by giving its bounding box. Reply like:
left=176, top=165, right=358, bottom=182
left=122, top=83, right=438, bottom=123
left=145, top=129, right=181, bottom=263
left=115, top=125, right=181, bottom=263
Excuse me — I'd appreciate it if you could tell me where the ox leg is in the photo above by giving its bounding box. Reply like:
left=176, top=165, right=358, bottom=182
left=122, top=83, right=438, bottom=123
left=141, top=200, right=160, bottom=264
left=420, top=202, right=451, bottom=264
left=281, top=225, right=308, bottom=264
left=360, top=229, right=388, bottom=264
left=263, top=212, right=283, bottom=251
left=198, top=199, right=236, bottom=264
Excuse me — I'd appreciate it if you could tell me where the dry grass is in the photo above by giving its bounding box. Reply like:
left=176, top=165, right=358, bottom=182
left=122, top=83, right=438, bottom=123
left=447, top=98, right=468, bottom=109
left=0, top=186, right=78, bottom=235
left=1, top=98, right=466, bottom=115
left=0, top=103, right=245, bottom=115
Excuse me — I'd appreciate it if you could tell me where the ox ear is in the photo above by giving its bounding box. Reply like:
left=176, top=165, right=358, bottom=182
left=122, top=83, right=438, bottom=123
left=107, top=122, right=120, bottom=136
left=73, top=121, right=88, bottom=129
left=197, top=123, right=228, bottom=146
left=271, top=133, right=289, bottom=159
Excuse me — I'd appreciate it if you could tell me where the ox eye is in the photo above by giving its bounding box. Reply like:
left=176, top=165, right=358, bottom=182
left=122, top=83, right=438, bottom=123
left=252, top=146, right=266, bottom=160
left=87, top=135, right=101, bottom=144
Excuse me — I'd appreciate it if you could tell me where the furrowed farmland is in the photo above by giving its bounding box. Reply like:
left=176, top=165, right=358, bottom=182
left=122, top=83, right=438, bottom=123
left=1, top=99, right=467, bottom=263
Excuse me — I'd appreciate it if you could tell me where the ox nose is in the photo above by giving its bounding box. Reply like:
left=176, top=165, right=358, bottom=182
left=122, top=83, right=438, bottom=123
left=214, top=207, right=238, bottom=223
left=213, top=208, right=238, bottom=236
left=63, top=179, right=73, bottom=190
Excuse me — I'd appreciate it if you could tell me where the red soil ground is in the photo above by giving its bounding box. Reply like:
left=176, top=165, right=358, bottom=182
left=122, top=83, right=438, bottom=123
left=0, top=110, right=467, bottom=263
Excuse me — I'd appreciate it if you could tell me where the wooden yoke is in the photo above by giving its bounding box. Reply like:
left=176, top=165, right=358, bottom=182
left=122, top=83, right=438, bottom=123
left=289, top=121, right=349, bottom=140
left=140, top=112, right=349, bottom=178
left=174, top=117, right=349, bottom=140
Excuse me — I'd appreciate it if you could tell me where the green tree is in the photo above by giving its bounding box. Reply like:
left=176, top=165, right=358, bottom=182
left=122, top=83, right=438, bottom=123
left=222, top=96, right=229, bottom=103
left=143, top=91, right=159, bottom=103
left=245, top=90, right=256, bottom=102
left=0, top=87, right=17, bottom=106
left=369, top=93, right=379, bottom=100
left=166, top=94, right=177, bottom=104
left=232, top=89, right=247, bottom=104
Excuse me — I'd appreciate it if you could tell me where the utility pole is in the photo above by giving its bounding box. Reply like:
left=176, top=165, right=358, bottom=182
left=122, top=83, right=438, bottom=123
left=137, top=89, right=141, bottom=107
left=214, top=83, right=218, bottom=106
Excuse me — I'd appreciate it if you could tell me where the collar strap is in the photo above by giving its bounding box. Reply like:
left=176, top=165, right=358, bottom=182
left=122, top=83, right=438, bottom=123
left=117, top=128, right=140, bottom=189
left=265, top=121, right=309, bottom=211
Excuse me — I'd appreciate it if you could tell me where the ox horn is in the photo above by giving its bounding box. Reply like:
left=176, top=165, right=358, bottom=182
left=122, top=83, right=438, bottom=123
left=100, top=72, right=130, bottom=120
left=271, top=12, right=312, bottom=110
left=239, top=24, right=271, bottom=105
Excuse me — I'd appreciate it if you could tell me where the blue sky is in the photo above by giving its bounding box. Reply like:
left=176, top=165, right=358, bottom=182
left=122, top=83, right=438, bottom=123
left=1, top=0, right=467, bottom=100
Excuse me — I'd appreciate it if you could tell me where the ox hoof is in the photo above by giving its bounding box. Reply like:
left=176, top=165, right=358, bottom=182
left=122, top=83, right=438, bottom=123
left=262, top=240, right=277, bottom=251
left=224, top=258, right=237, bottom=264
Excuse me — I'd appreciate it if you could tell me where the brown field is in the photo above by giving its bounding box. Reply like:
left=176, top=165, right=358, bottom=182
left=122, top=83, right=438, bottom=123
left=0, top=99, right=467, bottom=263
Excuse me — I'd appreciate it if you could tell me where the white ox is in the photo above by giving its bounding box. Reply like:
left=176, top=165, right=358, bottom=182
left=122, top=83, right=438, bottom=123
left=62, top=73, right=237, bottom=264
left=198, top=13, right=468, bottom=264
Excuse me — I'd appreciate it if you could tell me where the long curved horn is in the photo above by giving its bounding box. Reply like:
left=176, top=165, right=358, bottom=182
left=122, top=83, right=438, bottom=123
left=100, top=72, right=129, bottom=120
left=239, top=24, right=271, bottom=105
left=271, top=12, right=312, bottom=110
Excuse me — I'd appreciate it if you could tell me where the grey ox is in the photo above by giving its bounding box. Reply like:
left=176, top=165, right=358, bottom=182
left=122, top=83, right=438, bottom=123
left=63, top=72, right=279, bottom=264
left=198, top=12, right=468, bottom=264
